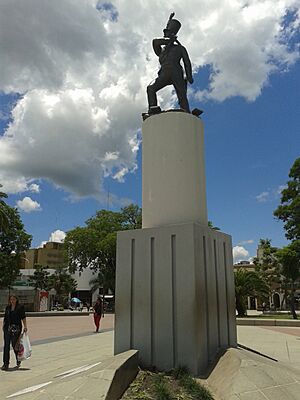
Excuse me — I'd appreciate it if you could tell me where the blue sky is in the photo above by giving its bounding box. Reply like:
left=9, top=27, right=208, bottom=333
left=0, top=1, right=299, bottom=262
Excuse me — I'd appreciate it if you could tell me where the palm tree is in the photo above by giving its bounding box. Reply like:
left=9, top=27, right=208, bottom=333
left=48, top=266, right=77, bottom=305
left=0, top=184, right=9, bottom=232
left=234, top=269, right=269, bottom=317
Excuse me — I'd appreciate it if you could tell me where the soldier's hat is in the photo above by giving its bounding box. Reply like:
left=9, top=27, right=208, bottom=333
left=164, top=13, right=181, bottom=37
left=166, top=18, right=181, bottom=35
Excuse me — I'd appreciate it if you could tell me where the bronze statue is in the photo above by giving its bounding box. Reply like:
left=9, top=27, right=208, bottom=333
left=146, top=13, right=194, bottom=116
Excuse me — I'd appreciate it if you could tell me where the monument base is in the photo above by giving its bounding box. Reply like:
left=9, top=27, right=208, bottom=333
left=114, top=222, right=237, bottom=376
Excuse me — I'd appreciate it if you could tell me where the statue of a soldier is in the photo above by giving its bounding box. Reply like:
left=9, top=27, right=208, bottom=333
left=146, top=13, right=194, bottom=116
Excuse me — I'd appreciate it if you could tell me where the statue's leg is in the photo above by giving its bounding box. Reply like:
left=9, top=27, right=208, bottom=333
left=147, top=74, right=170, bottom=109
left=173, top=77, right=190, bottom=112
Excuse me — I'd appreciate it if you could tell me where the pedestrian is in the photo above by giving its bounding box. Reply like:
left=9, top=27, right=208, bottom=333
left=2, top=295, right=28, bottom=371
left=93, top=297, right=103, bottom=333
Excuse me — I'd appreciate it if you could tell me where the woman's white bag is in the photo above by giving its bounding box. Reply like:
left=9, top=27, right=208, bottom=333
left=17, top=333, right=32, bottom=361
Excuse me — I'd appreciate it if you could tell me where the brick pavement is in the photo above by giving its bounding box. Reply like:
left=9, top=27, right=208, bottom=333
left=0, top=313, right=114, bottom=344
left=261, top=325, right=300, bottom=337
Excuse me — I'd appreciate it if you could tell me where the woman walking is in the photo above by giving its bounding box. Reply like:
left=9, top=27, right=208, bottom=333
left=93, top=297, right=103, bottom=333
left=2, top=295, right=28, bottom=371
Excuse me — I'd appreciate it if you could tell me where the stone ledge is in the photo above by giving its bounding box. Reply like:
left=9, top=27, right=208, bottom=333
left=237, top=318, right=300, bottom=327
left=0, top=311, right=90, bottom=317
left=104, top=350, right=139, bottom=400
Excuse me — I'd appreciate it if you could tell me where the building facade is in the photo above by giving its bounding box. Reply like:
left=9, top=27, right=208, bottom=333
left=21, top=242, right=65, bottom=269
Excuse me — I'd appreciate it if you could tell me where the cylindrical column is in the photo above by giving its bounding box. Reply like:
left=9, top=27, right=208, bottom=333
left=142, top=112, right=207, bottom=228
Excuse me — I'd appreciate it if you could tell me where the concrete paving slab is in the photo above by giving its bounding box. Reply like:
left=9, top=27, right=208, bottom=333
left=2, top=323, right=300, bottom=400
left=202, top=347, right=300, bottom=400
left=1, top=330, right=138, bottom=400
left=237, top=325, right=300, bottom=370
left=262, top=383, right=300, bottom=400
left=0, top=331, right=114, bottom=399
left=238, top=392, right=268, bottom=400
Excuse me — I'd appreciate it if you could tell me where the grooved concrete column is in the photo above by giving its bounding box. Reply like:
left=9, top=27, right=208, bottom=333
left=142, top=112, right=207, bottom=228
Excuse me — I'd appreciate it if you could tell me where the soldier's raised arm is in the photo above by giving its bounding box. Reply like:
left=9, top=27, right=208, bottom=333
left=152, top=38, right=171, bottom=56
left=182, top=46, right=193, bottom=84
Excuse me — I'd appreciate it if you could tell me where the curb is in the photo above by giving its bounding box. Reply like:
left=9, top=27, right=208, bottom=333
left=0, top=311, right=90, bottom=317
left=105, top=350, right=139, bottom=400
left=237, top=318, right=300, bottom=327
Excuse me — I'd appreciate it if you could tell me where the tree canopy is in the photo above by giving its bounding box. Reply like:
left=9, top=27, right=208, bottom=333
left=64, top=204, right=142, bottom=294
left=29, top=265, right=51, bottom=291
left=276, top=241, right=300, bottom=319
left=0, top=184, right=9, bottom=232
left=274, top=157, right=300, bottom=241
left=234, top=269, right=269, bottom=317
left=0, top=194, right=32, bottom=289
left=253, top=238, right=280, bottom=293
left=48, top=266, right=77, bottom=304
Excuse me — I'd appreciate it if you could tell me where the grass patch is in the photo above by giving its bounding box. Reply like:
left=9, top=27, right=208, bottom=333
left=237, top=313, right=299, bottom=319
left=172, top=367, right=214, bottom=400
left=153, top=374, right=173, bottom=400
left=122, top=367, right=214, bottom=400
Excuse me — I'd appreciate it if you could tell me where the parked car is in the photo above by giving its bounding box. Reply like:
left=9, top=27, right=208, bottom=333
left=51, top=303, right=64, bottom=311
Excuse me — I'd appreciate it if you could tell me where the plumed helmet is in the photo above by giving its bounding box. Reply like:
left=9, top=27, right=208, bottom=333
left=163, top=13, right=181, bottom=37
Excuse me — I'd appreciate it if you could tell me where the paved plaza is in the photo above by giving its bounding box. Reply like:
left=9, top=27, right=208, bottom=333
left=0, top=314, right=115, bottom=345
left=0, top=316, right=300, bottom=399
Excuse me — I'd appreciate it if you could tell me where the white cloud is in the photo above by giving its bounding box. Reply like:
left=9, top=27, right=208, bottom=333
left=256, top=191, right=270, bottom=202
left=49, top=230, right=66, bottom=243
left=276, top=184, right=287, bottom=195
left=0, top=0, right=299, bottom=197
left=16, top=196, right=41, bottom=213
left=0, top=176, right=40, bottom=195
left=238, top=239, right=254, bottom=245
left=233, top=245, right=250, bottom=263
left=28, top=183, right=40, bottom=193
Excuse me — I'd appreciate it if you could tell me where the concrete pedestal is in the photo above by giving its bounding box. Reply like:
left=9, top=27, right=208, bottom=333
left=142, top=112, right=207, bottom=228
left=114, top=112, right=237, bottom=375
left=114, top=223, right=237, bottom=375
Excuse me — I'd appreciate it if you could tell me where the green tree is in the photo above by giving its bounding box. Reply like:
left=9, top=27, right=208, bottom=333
left=121, top=204, right=142, bottom=230
left=253, top=238, right=281, bottom=300
left=65, top=204, right=142, bottom=294
left=234, top=269, right=269, bottom=317
left=274, top=158, right=300, bottom=241
left=208, top=220, right=220, bottom=230
left=276, top=241, right=300, bottom=319
left=0, top=203, right=32, bottom=289
left=47, top=266, right=77, bottom=304
left=29, top=265, right=51, bottom=291
left=89, top=273, right=103, bottom=294
left=0, top=184, right=9, bottom=232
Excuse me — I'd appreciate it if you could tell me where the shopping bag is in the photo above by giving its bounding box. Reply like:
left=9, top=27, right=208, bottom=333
left=17, top=333, right=32, bottom=361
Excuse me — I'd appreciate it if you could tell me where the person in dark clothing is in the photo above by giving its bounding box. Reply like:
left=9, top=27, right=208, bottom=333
left=2, top=295, right=28, bottom=371
left=93, top=297, right=103, bottom=333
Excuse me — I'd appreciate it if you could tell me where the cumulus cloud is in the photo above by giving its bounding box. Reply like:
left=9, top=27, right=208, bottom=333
left=0, top=0, right=299, bottom=197
left=16, top=197, right=41, bottom=213
left=49, top=229, right=66, bottom=243
left=233, top=245, right=250, bottom=263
